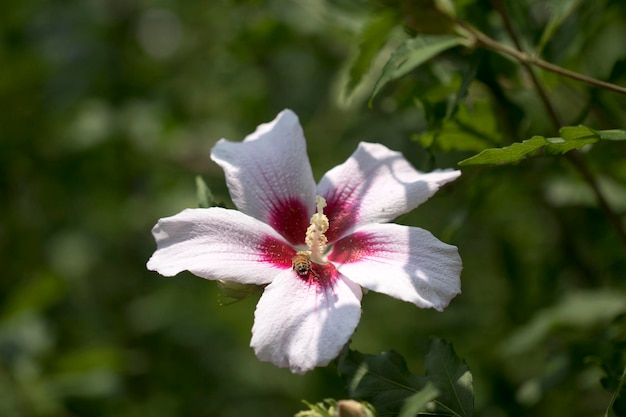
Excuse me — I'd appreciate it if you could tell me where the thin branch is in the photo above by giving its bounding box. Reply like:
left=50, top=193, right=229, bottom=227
left=490, top=0, right=562, bottom=128
left=564, top=151, right=626, bottom=247
left=489, top=0, right=626, bottom=247
left=456, top=20, right=626, bottom=96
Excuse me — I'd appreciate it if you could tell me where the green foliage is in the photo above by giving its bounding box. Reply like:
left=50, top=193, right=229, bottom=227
left=536, top=0, right=584, bottom=54
left=370, top=34, right=464, bottom=105
left=215, top=280, right=263, bottom=306
left=3, top=0, right=626, bottom=416
left=458, top=126, right=626, bottom=166
left=338, top=339, right=473, bottom=417
left=499, top=290, right=626, bottom=357
left=344, top=11, right=399, bottom=100
left=295, top=398, right=376, bottom=417
left=416, top=100, right=502, bottom=152
left=339, top=349, right=426, bottom=415
left=397, top=383, right=439, bottom=417
left=425, top=339, right=473, bottom=417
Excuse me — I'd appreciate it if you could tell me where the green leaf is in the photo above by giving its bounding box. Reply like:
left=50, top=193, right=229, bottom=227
left=412, top=54, right=483, bottom=161
left=195, top=175, right=216, bottom=208
left=398, top=383, right=440, bottom=417
left=344, top=11, right=398, bottom=99
left=216, top=280, right=262, bottom=305
left=457, top=136, right=547, bottom=166
left=370, top=35, right=464, bottom=104
left=416, top=100, right=502, bottom=152
left=536, top=0, right=584, bottom=54
left=338, top=349, right=427, bottom=417
left=559, top=125, right=597, bottom=140
left=425, top=338, right=474, bottom=417
left=544, top=135, right=597, bottom=155
left=457, top=125, right=625, bottom=166
left=296, top=399, right=336, bottom=417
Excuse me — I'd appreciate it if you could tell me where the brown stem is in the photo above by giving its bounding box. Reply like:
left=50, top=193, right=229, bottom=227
left=490, top=0, right=626, bottom=247
left=490, top=0, right=562, bottom=128
left=457, top=20, right=626, bottom=96
left=564, top=151, right=626, bottom=246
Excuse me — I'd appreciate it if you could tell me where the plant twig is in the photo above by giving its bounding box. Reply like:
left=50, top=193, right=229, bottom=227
left=564, top=151, right=626, bottom=247
left=456, top=20, right=626, bottom=96
left=490, top=0, right=626, bottom=247
left=489, top=0, right=562, bottom=126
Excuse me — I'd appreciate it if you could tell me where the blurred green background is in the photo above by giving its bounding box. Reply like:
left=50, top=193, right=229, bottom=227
left=2, top=0, right=626, bottom=416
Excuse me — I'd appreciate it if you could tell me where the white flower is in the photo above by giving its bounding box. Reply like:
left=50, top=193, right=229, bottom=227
left=147, top=110, right=462, bottom=374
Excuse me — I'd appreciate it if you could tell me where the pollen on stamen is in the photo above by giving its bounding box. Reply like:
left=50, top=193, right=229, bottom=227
left=305, top=196, right=329, bottom=264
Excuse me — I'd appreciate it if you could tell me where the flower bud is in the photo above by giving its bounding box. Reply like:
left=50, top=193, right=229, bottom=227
left=336, top=400, right=376, bottom=417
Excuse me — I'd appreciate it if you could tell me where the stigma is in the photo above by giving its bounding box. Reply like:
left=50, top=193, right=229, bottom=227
left=304, top=196, right=329, bottom=264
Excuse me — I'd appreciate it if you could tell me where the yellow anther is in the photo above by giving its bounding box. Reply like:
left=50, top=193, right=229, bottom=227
left=305, top=196, right=329, bottom=263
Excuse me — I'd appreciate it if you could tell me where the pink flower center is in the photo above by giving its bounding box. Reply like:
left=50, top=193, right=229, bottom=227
left=262, top=197, right=340, bottom=289
left=290, top=196, right=337, bottom=288
left=268, top=197, right=310, bottom=246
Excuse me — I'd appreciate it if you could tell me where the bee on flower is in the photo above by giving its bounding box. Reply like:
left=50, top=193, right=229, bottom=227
left=292, top=250, right=317, bottom=278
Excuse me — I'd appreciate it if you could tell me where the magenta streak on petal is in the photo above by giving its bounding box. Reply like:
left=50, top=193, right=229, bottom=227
left=323, top=194, right=358, bottom=243
left=327, top=231, right=376, bottom=264
left=268, top=197, right=311, bottom=246
left=258, top=235, right=295, bottom=268
left=303, top=262, right=339, bottom=290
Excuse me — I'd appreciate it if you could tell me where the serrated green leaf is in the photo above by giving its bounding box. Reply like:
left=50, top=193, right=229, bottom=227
left=338, top=349, right=426, bottom=417
left=425, top=338, right=474, bottom=417
left=398, top=383, right=440, bottom=417
left=370, top=35, right=463, bottom=104
left=195, top=175, right=216, bottom=208
left=457, top=136, right=547, bottom=166
left=344, top=11, right=398, bottom=98
left=457, top=125, right=625, bottom=166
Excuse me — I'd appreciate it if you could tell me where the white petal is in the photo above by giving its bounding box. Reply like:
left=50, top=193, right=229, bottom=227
left=328, top=223, right=462, bottom=311
left=251, top=270, right=362, bottom=374
left=317, top=142, right=460, bottom=241
left=147, top=208, right=295, bottom=284
left=211, top=109, right=317, bottom=245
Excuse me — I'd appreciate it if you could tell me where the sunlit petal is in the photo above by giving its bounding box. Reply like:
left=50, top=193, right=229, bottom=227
left=317, top=142, right=460, bottom=241
left=211, top=110, right=317, bottom=245
left=147, top=208, right=293, bottom=284
left=329, top=223, right=462, bottom=311
left=251, top=270, right=362, bottom=374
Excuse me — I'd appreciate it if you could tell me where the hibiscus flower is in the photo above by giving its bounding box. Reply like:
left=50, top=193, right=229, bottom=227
left=147, top=109, right=462, bottom=374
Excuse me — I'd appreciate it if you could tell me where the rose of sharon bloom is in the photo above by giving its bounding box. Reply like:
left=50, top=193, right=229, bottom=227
left=147, top=109, right=462, bottom=374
